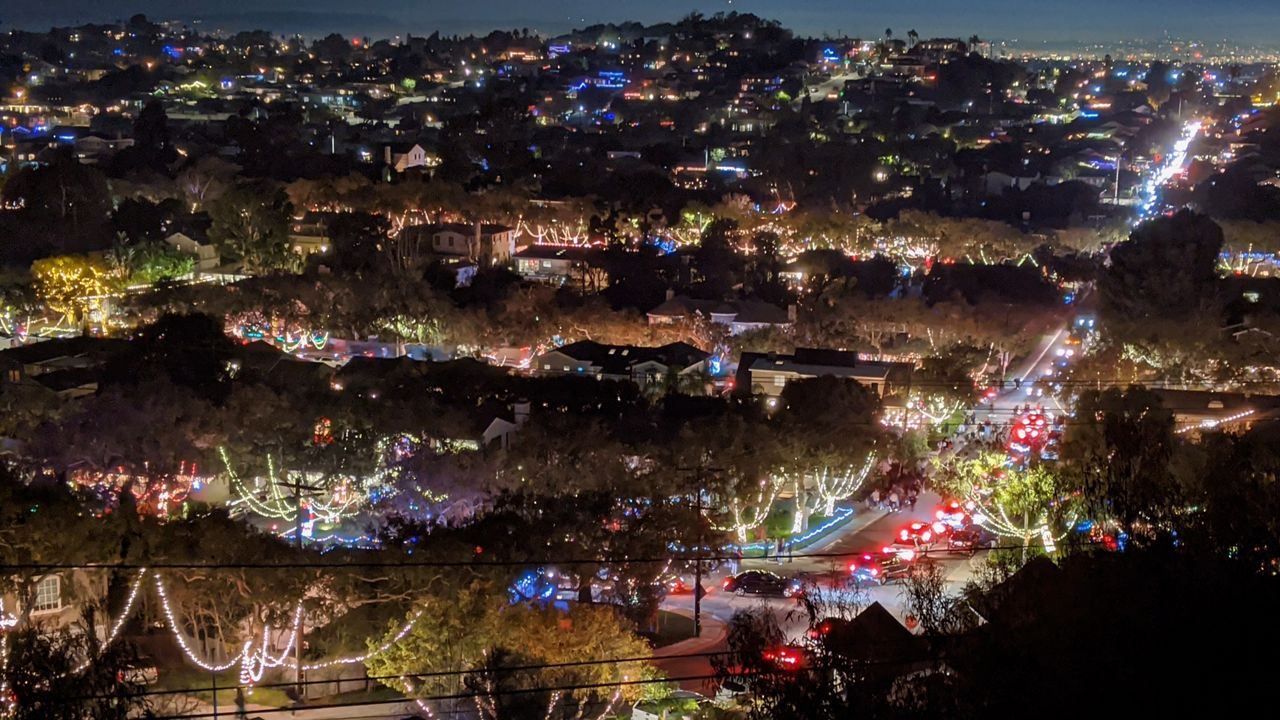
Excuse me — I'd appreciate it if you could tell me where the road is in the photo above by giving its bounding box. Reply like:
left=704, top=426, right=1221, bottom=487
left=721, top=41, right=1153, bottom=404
left=653, top=492, right=978, bottom=692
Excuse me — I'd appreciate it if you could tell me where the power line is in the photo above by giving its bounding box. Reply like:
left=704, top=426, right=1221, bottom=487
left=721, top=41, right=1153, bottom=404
left=144, top=671, right=744, bottom=720
left=0, top=541, right=1108, bottom=571
left=59, top=650, right=731, bottom=703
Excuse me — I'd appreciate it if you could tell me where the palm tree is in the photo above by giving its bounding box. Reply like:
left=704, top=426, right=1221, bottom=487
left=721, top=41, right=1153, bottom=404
left=908, top=29, right=919, bottom=48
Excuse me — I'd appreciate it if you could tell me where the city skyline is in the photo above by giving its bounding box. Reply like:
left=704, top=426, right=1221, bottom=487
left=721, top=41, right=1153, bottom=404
left=4, top=0, right=1280, bottom=46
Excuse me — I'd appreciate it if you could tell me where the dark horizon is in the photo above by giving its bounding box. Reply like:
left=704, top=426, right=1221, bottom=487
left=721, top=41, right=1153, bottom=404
left=3, top=1, right=1278, bottom=48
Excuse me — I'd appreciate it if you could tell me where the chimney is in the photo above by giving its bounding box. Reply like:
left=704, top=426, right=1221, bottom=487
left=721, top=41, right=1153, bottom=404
left=787, top=303, right=797, bottom=322
left=512, top=400, right=531, bottom=426
left=665, top=288, right=676, bottom=302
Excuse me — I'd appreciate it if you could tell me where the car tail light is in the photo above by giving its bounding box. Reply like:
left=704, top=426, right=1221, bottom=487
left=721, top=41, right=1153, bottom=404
left=899, top=529, right=909, bottom=540
left=921, top=531, right=932, bottom=542
left=932, top=521, right=947, bottom=535
left=722, top=578, right=731, bottom=588
left=935, top=510, right=945, bottom=520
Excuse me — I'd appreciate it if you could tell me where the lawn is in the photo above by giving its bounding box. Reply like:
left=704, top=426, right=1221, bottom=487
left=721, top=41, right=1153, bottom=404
left=154, top=665, right=294, bottom=709
left=642, top=610, right=697, bottom=648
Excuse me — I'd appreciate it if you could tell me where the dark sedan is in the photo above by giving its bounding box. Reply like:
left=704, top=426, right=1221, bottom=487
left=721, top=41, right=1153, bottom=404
left=722, top=570, right=803, bottom=598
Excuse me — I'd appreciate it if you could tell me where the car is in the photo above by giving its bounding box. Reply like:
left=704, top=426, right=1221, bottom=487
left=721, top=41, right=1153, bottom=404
left=945, top=525, right=997, bottom=555
left=762, top=645, right=808, bottom=670
left=894, top=521, right=948, bottom=548
left=714, top=678, right=750, bottom=706
left=848, top=547, right=918, bottom=585
left=722, top=570, right=803, bottom=598
left=661, top=573, right=691, bottom=594
left=632, top=690, right=708, bottom=720
left=935, top=500, right=973, bottom=530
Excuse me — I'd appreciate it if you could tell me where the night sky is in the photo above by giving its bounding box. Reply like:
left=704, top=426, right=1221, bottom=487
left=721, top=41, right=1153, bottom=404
left=3, top=1, right=1277, bottom=44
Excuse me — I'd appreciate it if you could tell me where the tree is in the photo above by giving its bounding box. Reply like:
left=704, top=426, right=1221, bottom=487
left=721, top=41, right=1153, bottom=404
left=131, top=99, right=175, bottom=168
left=937, top=452, right=1071, bottom=555
left=176, top=156, right=239, bottom=211
left=365, top=583, right=658, bottom=719
left=1061, top=386, right=1178, bottom=537
left=1100, top=210, right=1223, bottom=332
left=207, top=182, right=297, bottom=274
left=0, top=149, right=113, bottom=258
left=775, top=377, right=883, bottom=527
left=4, top=625, right=155, bottom=720
left=29, top=254, right=119, bottom=321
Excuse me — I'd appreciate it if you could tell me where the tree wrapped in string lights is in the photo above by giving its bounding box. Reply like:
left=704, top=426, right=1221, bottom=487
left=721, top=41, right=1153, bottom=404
left=936, top=452, right=1078, bottom=555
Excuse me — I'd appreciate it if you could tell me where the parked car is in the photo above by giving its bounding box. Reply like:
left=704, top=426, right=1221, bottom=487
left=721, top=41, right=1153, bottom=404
left=722, top=570, right=803, bottom=598
left=945, top=525, right=997, bottom=555
left=633, top=690, right=708, bottom=720
left=894, top=520, right=948, bottom=548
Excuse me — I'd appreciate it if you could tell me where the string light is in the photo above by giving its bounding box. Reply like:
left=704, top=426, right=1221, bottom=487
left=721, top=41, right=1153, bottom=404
left=295, top=610, right=424, bottom=670
left=70, top=569, right=147, bottom=673
left=153, top=572, right=242, bottom=672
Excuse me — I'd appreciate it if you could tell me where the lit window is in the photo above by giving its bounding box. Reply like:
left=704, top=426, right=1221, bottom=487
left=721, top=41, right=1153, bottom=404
left=33, top=576, right=60, bottom=613
left=774, top=375, right=786, bottom=387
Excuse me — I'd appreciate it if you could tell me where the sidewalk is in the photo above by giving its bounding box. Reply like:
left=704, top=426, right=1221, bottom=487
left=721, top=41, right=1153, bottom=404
left=739, top=505, right=889, bottom=574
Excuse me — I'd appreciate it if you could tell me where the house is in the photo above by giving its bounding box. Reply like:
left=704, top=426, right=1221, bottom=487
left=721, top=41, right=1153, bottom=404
left=0, top=337, right=127, bottom=378
left=383, top=143, right=437, bottom=173
left=513, top=245, right=604, bottom=288
left=164, top=232, right=220, bottom=272
left=821, top=602, right=928, bottom=668
left=1150, top=389, right=1280, bottom=436
left=448, top=400, right=529, bottom=451
left=736, top=348, right=914, bottom=398
left=646, top=294, right=794, bottom=335
left=530, top=341, right=710, bottom=389
left=289, top=212, right=334, bottom=257
left=405, top=223, right=518, bottom=265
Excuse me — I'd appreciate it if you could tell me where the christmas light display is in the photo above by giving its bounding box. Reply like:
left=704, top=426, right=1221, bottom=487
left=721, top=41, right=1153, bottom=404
left=69, top=569, right=148, bottom=673
left=712, top=478, right=783, bottom=543
left=70, top=466, right=199, bottom=517
left=220, top=447, right=364, bottom=525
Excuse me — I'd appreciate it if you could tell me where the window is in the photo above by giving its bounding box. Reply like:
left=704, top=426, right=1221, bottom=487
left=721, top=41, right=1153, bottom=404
left=33, top=575, right=61, bottom=613
left=7, top=369, right=19, bottom=383
left=773, top=375, right=786, bottom=387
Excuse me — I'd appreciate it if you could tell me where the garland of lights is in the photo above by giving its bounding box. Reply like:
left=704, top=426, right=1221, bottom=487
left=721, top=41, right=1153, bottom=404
left=0, top=600, right=16, bottom=717
left=69, top=569, right=148, bottom=673
left=812, top=455, right=876, bottom=517
left=220, top=447, right=364, bottom=525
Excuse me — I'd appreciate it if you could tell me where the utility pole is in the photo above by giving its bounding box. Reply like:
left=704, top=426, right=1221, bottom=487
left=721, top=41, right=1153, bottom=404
left=681, top=466, right=722, bottom=638
left=279, top=475, right=322, bottom=700
left=693, top=488, right=703, bottom=638
left=1114, top=152, right=1123, bottom=205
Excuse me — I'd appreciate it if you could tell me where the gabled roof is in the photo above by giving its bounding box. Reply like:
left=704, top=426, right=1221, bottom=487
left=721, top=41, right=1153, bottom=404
left=0, top=337, right=128, bottom=366
left=823, top=602, right=926, bottom=664
left=647, top=295, right=790, bottom=324
left=546, top=340, right=708, bottom=375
